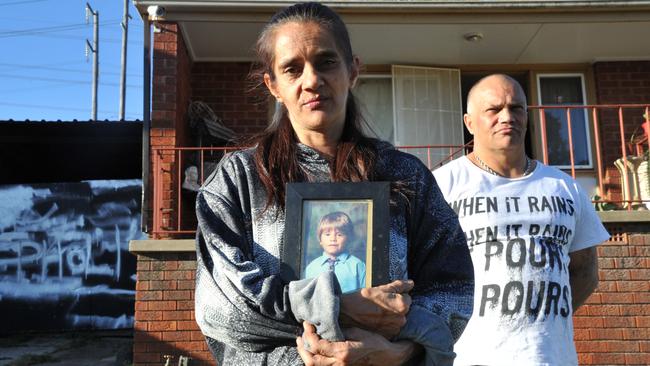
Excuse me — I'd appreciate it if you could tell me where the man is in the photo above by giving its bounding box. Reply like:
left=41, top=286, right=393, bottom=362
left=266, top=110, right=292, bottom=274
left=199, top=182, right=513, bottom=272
left=433, top=74, right=609, bottom=365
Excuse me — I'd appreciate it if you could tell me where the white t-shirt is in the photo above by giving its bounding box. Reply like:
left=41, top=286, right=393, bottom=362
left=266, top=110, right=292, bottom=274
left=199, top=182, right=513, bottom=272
left=433, top=156, right=609, bottom=366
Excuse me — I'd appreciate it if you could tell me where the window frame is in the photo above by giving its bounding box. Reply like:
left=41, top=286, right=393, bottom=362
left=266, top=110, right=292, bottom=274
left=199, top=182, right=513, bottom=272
left=535, top=72, right=593, bottom=169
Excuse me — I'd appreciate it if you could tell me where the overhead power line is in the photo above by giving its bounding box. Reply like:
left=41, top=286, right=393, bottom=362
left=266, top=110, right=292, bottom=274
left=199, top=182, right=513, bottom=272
left=0, top=0, right=47, bottom=7
left=0, top=62, right=143, bottom=78
left=0, top=73, right=142, bottom=88
left=0, top=20, right=122, bottom=39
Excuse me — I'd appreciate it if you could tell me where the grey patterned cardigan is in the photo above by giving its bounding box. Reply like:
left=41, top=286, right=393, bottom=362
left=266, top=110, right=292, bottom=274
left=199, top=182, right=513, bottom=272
left=195, top=141, right=474, bottom=365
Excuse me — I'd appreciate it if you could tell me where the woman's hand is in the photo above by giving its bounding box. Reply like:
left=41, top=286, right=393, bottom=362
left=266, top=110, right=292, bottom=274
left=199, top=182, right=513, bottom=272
left=296, top=321, right=419, bottom=366
left=339, top=280, right=414, bottom=339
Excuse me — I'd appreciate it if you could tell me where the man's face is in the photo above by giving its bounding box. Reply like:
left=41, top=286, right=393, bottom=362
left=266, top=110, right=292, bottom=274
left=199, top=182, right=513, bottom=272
left=464, top=77, right=528, bottom=152
left=319, top=227, right=348, bottom=258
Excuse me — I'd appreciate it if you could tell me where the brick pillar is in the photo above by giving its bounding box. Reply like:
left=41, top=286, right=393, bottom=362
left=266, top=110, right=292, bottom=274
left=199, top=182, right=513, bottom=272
left=574, top=225, right=650, bottom=365
left=149, top=22, right=193, bottom=236
left=593, top=61, right=650, bottom=201
left=133, top=251, right=213, bottom=366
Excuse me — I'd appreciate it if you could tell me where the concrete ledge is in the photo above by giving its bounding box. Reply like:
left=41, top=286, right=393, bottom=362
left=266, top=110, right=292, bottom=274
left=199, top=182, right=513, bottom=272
left=129, top=239, right=195, bottom=253
left=598, top=210, right=650, bottom=223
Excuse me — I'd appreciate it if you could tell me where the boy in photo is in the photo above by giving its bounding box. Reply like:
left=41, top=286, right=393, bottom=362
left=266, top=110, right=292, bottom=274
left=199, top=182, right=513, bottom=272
left=304, top=211, right=366, bottom=293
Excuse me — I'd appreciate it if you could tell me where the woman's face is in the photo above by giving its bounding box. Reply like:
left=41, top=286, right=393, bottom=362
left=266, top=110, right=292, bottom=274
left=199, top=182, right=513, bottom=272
left=264, top=22, right=359, bottom=142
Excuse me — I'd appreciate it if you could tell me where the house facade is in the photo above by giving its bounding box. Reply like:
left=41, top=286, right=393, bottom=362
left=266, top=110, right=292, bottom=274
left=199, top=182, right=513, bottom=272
left=129, top=1, right=650, bottom=365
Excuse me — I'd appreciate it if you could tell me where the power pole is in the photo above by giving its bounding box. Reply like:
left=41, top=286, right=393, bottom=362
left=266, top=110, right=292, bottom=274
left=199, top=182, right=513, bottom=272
left=119, top=0, right=130, bottom=121
left=86, top=3, right=99, bottom=121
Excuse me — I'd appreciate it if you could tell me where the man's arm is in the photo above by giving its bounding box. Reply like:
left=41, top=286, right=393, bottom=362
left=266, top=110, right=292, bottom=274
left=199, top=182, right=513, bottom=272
left=569, top=246, right=600, bottom=311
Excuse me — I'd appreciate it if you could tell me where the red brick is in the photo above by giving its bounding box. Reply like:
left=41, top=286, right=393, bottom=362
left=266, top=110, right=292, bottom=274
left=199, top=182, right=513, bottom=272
left=616, top=280, right=650, bottom=292
left=597, top=280, right=617, bottom=292
left=190, top=330, right=206, bottom=341
left=177, top=321, right=199, bottom=330
left=162, top=290, right=191, bottom=300
left=574, top=329, right=591, bottom=340
left=162, top=310, right=192, bottom=321
left=590, top=328, right=623, bottom=340
left=136, top=290, right=163, bottom=301
left=136, top=310, right=163, bottom=321
left=164, top=270, right=194, bottom=280
left=136, top=281, right=150, bottom=291
left=635, top=292, right=650, bottom=303
left=606, top=341, right=640, bottom=352
left=601, top=292, right=634, bottom=304
left=161, top=331, right=192, bottom=342
left=598, top=257, right=616, bottom=269
left=177, top=280, right=195, bottom=290
left=149, top=320, right=177, bottom=331
left=137, top=261, right=151, bottom=271
left=177, top=300, right=194, bottom=310
left=599, top=246, right=630, bottom=257
left=149, top=280, right=178, bottom=291
left=590, top=352, right=626, bottom=364
left=615, top=257, right=646, bottom=268
left=637, top=316, right=650, bottom=327
left=640, top=341, right=650, bottom=352
left=603, top=316, right=636, bottom=328
left=577, top=353, right=593, bottom=365
left=575, top=340, right=607, bottom=353
left=138, top=270, right=164, bottom=281
left=583, top=304, right=621, bottom=316
left=148, top=301, right=177, bottom=311
left=134, top=320, right=148, bottom=331
left=630, top=269, right=650, bottom=280
left=623, top=328, right=649, bottom=340
left=621, top=305, right=650, bottom=316
left=625, top=353, right=650, bottom=364
left=135, top=301, right=149, bottom=311
left=599, top=269, right=631, bottom=281
left=585, top=293, right=602, bottom=304
left=178, top=260, right=197, bottom=270
left=573, top=316, right=604, bottom=328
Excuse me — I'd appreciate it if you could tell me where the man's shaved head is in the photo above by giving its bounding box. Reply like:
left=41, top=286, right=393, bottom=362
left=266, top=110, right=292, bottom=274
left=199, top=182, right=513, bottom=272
left=466, top=74, right=527, bottom=115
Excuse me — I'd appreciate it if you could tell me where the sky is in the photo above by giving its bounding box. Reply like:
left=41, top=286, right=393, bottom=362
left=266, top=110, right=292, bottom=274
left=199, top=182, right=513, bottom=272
left=0, top=0, right=144, bottom=121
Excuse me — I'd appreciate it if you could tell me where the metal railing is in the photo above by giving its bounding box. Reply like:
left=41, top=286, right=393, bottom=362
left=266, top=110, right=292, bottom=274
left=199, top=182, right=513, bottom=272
left=150, top=104, right=650, bottom=237
left=530, top=104, right=650, bottom=211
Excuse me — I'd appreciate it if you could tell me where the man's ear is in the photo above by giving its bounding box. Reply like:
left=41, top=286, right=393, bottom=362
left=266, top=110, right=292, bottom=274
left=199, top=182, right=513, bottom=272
left=349, top=56, right=361, bottom=89
left=463, top=114, right=474, bottom=135
left=264, top=73, right=281, bottom=102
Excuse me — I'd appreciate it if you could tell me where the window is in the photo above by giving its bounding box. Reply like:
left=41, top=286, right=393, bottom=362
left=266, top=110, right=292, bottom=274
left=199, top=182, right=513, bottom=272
left=354, top=76, right=394, bottom=142
left=537, top=74, right=592, bottom=168
left=353, top=66, right=464, bottom=169
left=391, top=65, right=464, bottom=167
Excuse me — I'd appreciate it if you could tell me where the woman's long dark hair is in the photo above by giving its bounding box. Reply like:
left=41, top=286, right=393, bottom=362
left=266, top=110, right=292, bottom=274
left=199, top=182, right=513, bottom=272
left=248, top=2, right=379, bottom=209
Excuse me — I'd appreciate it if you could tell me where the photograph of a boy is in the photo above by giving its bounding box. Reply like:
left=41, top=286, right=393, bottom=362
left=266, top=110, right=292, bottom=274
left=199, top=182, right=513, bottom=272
left=304, top=211, right=366, bottom=293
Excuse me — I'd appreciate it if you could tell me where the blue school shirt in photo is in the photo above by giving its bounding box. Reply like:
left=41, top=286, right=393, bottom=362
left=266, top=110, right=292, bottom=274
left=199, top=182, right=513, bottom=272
left=304, top=252, right=366, bottom=293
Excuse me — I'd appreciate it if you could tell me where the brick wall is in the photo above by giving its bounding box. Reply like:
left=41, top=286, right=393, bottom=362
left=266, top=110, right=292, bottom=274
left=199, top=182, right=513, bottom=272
left=190, top=62, right=269, bottom=137
left=132, top=230, right=650, bottom=366
left=593, top=61, right=650, bottom=202
left=133, top=252, right=213, bottom=366
left=574, top=229, right=650, bottom=365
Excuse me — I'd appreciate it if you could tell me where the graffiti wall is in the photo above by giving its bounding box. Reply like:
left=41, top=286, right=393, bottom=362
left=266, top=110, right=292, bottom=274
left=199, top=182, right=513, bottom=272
left=0, top=180, right=145, bottom=331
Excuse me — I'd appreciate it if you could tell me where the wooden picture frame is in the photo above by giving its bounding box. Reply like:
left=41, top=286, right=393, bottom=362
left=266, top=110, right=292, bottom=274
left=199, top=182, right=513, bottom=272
left=281, top=182, right=390, bottom=293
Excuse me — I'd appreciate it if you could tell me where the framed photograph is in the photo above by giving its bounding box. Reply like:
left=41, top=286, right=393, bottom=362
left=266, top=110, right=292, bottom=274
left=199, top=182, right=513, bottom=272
left=281, top=182, right=390, bottom=293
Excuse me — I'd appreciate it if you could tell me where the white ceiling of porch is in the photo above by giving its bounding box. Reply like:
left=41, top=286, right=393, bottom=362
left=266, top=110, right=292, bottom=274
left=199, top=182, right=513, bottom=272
left=180, top=15, right=650, bottom=65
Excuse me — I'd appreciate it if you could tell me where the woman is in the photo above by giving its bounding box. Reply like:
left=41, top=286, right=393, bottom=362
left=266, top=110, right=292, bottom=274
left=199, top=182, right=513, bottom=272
left=194, top=2, right=474, bottom=365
